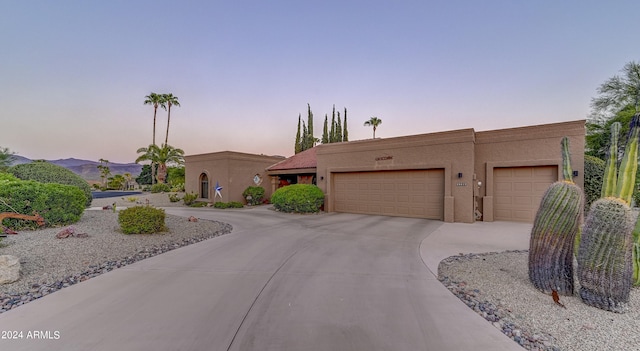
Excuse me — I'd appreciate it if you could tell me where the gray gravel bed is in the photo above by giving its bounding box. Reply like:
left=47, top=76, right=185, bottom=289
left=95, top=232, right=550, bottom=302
left=439, top=250, right=640, bottom=351
left=0, top=209, right=231, bottom=313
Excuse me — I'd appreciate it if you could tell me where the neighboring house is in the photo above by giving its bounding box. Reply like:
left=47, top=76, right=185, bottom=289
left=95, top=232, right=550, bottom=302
left=184, top=151, right=284, bottom=203
left=185, top=120, right=585, bottom=223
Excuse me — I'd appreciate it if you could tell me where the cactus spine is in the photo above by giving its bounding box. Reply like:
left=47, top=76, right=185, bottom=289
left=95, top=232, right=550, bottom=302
left=528, top=137, right=583, bottom=295
left=577, top=115, right=640, bottom=312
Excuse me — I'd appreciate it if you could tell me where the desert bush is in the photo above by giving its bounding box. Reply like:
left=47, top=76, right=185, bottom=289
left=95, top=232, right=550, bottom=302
left=0, top=177, right=86, bottom=229
left=242, top=186, right=265, bottom=205
left=183, top=192, right=198, bottom=206
left=151, top=183, right=171, bottom=193
left=270, top=184, right=324, bottom=213
left=168, top=193, right=182, bottom=202
left=213, top=201, right=244, bottom=209
left=8, top=161, right=93, bottom=207
left=189, top=201, right=209, bottom=208
left=118, top=206, right=166, bottom=234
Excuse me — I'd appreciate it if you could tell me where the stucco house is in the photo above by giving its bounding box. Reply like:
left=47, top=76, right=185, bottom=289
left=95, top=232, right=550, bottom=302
left=185, top=120, right=585, bottom=223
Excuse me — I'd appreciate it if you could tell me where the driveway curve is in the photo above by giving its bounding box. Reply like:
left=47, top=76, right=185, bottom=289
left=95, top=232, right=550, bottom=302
left=0, top=207, right=523, bottom=351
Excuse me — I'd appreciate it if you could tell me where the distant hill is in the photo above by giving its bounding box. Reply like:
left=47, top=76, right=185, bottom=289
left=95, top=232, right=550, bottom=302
left=8, top=156, right=142, bottom=182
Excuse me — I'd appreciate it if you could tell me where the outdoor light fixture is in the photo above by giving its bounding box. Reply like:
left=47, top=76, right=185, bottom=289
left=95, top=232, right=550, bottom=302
left=458, top=173, right=463, bottom=178
left=320, top=176, right=324, bottom=181
left=573, top=171, right=579, bottom=177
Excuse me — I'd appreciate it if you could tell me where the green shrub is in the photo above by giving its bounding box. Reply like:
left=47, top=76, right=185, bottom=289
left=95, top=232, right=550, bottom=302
left=242, top=186, right=265, bottom=205
left=168, top=193, right=182, bottom=202
left=584, top=155, right=605, bottom=210
left=183, top=192, right=198, bottom=206
left=270, top=184, right=324, bottom=213
left=0, top=177, right=86, bottom=229
left=151, top=183, right=171, bottom=193
left=118, top=206, right=166, bottom=234
left=8, top=162, right=93, bottom=207
left=213, top=201, right=244, bottom=209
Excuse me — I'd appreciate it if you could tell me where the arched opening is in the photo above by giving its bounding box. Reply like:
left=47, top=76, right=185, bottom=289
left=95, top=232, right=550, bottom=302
left=200, top=173, right=209, bottom=199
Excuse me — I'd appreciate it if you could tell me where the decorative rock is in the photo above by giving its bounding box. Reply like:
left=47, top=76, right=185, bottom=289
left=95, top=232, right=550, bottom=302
left=0, top=255, right=20, bottom=284
left=188, top=216, right=198, bottom=222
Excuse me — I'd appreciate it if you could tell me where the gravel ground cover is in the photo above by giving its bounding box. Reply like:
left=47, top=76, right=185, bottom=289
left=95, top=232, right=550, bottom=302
left=0, top=193, right=231, bottom=314
left=439, top=250, right=640, bottom=351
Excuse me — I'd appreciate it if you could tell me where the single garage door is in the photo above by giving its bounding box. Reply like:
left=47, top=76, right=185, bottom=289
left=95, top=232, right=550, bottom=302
left=333, top=169, right=444, bottom=219
left=493, top=166, right=557, bottom=222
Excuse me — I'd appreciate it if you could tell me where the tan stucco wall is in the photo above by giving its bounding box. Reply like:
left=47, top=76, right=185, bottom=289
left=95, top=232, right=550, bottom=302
left=316, top=129, right=477, bottom=223
left=474, top=120, right=585, bottom=221
left=185, top=151, right=284, bottom=203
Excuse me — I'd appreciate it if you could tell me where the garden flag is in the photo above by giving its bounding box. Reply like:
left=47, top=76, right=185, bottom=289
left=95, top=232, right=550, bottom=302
left=215, top=181, right=223, bottom=199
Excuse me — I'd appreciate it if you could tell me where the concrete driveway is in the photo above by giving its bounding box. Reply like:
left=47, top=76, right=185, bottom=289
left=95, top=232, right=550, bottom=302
left=0, top=207, right=530, bottom=351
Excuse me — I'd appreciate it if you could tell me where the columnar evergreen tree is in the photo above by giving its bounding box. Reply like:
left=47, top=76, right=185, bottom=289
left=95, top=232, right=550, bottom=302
left=307, top=103, right=314, bottom=142
left=330, top=106, right=337, bottom=143
left=302, top=121, right=308, bottom=151
left=343, top=108, right=349, bottom=142
left=295, top=114, right=302, bottom=154
left=336, top=112, right=343, bottom=142
left=322, top=115, right=329, bottom=144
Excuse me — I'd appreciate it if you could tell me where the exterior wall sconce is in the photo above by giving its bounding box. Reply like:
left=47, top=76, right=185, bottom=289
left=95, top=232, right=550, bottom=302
left=457, top=173, right=463, bottom=178
left=320, top=176, right=324, bottom=181
left=572, top=171, right=579, bottom=177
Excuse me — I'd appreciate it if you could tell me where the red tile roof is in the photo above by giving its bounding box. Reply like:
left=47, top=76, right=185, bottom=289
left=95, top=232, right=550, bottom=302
left=267, top=147, right=317, bottom=171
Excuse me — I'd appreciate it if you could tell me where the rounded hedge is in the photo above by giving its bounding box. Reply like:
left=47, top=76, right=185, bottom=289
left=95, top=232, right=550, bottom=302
left=584, top=155, right=605, bottom=211
left=270, top=184, right=324, bottom=213
left=0, top=174, right=86, bottom=229
left=8, top=162, right=93, bottom=207
left=118, top=206, right=166, bottom=234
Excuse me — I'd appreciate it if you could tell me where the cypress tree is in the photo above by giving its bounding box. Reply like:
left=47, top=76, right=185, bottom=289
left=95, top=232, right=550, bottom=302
left=330, top=105, right=336, bottom=143
left=302, top=121, right=308, bottom=151
left=307, top=103, right=314, bottom=142
left=322, top=115, right=329, bottom=144
left=295, top=114, right=302, bottom=154
left=336, top=111, right=343, bottom=142
left=343, top=108, right=348, bottom=141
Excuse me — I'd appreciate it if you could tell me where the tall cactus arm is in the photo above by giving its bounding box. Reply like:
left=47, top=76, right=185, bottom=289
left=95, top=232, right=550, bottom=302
left=602, top=122, right=621, bottom=198
left=561, top=137, right=573, bottom=182
left=615, top=114, right=640, bottom=204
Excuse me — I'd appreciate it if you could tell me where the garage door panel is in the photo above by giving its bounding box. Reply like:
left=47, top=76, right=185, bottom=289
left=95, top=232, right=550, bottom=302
left=333, top=169, right=444, bottom=220
left=494, top=166, right=557, bottom=222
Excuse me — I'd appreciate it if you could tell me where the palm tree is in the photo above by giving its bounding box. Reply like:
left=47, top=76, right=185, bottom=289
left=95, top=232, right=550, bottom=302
left=144, top=93, right=166, bottom=185
left=0, top=147, right=15, bottom=171
left=364, top=117, right=383, bottom=139
left=143, top=93, right=167, bottom=146
left=135, top=144, right=185, bottom=184
left=163, top=93, right=180, bottom=145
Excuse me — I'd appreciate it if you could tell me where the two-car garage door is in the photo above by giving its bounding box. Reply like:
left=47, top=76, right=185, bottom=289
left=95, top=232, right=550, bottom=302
left=333, top=169, right=444, bottom=220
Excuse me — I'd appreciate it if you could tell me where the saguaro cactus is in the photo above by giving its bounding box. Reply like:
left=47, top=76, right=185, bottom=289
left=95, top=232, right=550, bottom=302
left=528, top=137, right=583, bottom=295
left=577, top=115, right=639, bottom=313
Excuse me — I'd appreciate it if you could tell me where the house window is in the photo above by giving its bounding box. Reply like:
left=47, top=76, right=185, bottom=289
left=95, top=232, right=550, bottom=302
left=200, top=173, right=209, bottom=199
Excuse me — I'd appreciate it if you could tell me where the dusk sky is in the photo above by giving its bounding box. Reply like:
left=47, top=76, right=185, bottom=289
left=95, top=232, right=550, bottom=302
left=1, top=1, right=637, bottom=163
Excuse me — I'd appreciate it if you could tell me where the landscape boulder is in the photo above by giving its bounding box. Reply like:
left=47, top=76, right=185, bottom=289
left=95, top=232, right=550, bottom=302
left=0, top=255, right=20, bottom=284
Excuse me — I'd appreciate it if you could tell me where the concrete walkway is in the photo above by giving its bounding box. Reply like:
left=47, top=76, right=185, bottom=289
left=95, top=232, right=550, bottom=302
left=0, top=207, right=531, bottom=351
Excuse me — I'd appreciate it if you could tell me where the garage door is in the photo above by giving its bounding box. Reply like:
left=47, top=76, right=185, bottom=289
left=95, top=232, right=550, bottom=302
left=333, top=169, right=444, bottom=219
left=493, top=166, right=557, bottom=222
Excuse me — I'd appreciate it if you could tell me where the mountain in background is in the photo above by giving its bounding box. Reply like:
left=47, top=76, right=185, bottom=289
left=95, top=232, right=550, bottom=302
left=8, top=156, right=143, bottom=182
